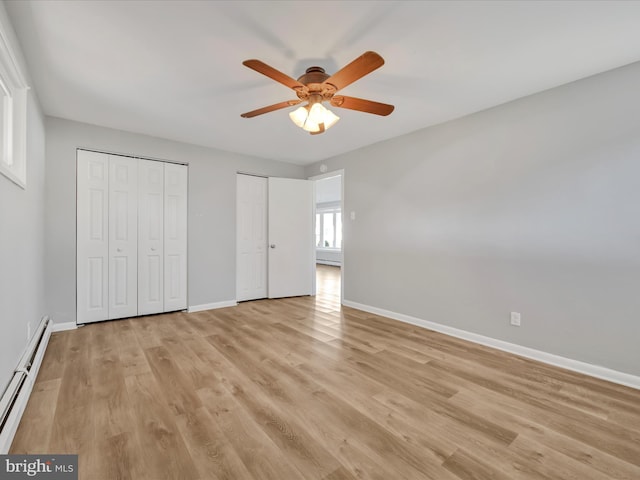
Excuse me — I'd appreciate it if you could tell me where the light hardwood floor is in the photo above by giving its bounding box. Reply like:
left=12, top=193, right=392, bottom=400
left=11, top=265, right=640, bottom=479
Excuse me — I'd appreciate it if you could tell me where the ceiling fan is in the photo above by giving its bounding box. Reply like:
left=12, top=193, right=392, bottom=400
left=240, top=51, right=394, bottom=135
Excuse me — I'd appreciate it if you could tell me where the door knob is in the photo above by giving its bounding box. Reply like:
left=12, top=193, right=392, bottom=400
left=117, top=248, right=122, bottom=252
left=151, top=247, right=156, bottom=251
left=270, top=244, right=276, bottom=249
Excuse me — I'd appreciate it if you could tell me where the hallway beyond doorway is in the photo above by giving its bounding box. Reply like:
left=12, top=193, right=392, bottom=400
left=315, top=264, right=340, bottom=312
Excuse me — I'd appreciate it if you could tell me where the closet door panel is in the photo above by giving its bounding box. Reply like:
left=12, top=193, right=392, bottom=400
left=77, top=150, right=109, bottom=323
left=108, top=155, right=138, bottom=319
left=138, top=159, right=165, bottom=315
left=236, top=174, right=268, bottom=301
left=164, top=163, right=188, bottom=311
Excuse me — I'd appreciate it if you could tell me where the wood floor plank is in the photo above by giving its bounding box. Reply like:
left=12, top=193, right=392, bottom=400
left=124, top=372, right=200, bottom=479
left=204, top=333, right=342, bottom=479
left=9, top=379, right=60, bottom=453
left=198, top=385, right=303, bottom=480
left=267, top=361, right=458, bottom=480
left=295, top=360, right=459, bottom=464
left=91, top=432, right=137, bottom=480
left=448, top=387, right=640, bottom=479
left=9, top=265, right=640, bottom=479
left=442, top=448, right=513, bottom=480
left=427, top=358, right=640, bottom=466
left=211, top=326, right=434, bottom=479
left=173, top=406, right=250, bottom=480
left=144, top=345, right=202, bottom=415
left=47, top=326, right=96, bottom=478
left=112, top=319, right=152, bottom=377
left=321, top=466, right=359, bottom=480
left=33, top=332, right=69, bottom=382
left=506, top=435, right=612, bottom=480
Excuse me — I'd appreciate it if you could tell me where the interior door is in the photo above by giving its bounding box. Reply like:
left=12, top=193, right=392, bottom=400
left=164, top=163, right=188, bottom=312
left=138, top=159, right=164, bottom=315
left=108, top=155, right=138, bottom=319
left=268, top=177, right=314, bottom=298
left=77, top=150, right=109, bottom=324
left=237, top=174, right=268, bottom=301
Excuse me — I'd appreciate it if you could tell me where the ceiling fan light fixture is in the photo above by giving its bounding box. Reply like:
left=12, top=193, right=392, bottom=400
left=307, top=102, right=327, bottom=124
left=289, top=102, right=339, bottom=133
left=289, top=106, right=309, bottom=128
left=309, top=102, right=340, bottom=130
left=302, top=121, right=321, bottom=133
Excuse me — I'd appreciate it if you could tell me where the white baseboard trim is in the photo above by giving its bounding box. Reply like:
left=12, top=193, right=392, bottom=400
left=342, top=300, right=640, bottom=390
left=52, top=321, right=78, bottom=332
left=188, top=300, right=237, bottom=313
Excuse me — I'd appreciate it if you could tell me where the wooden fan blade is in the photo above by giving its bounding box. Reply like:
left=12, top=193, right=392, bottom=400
left=241, top=99, right=301, bottom=118
left=330, top=95, right=394, bottom=116
left=243, top=59, right=306, bottom=91
left=323, top=51, right=385, bottom=91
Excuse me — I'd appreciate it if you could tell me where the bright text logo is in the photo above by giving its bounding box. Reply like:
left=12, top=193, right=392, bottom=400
left=0, top=455, right=77, bottom=480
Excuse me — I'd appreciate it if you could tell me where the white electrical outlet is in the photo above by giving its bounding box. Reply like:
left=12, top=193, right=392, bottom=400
left=510, top=312, right=521, bottom=327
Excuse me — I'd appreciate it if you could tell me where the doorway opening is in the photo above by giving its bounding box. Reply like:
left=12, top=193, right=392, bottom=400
left=311, top=170, right=344, bottom=306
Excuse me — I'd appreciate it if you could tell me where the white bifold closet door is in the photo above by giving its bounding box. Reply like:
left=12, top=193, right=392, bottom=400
left=138, top=159, right=165, bottom=315
left=77, top=151, right=110, bottom=323
left=77, top=150, right=187, bottom=324
left=108, top=155, right=138, bottom=319
left=163, top=163, right=188, bottom=312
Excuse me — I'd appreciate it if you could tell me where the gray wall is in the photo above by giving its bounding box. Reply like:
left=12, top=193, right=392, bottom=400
left=306, top=61, right=640, bottom=377
left=45, top=117, right=304, bottom=324
left=0, top=90, right=46, bottom=391
left=0, top=1, right=46, bottom=394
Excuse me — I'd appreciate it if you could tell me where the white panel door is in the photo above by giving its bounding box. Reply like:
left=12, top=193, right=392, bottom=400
left=268, top=177, right=314, bottom=298
left=77, top=150, right=109, bottom=323
left=108, top=155, right=138, bottom=319
left=164, top=163, right=188, bottom=311
left=138, top=159, right=164, bottom=315
left=236, top=174, right=268, bottom=301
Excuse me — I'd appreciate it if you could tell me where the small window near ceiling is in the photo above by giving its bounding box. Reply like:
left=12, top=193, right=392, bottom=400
left=0, top=22, right=29, bottom=188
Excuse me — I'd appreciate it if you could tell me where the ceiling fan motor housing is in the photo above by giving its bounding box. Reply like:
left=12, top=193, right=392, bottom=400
left=296, top=67, right=337, bottom=102
left=297, top=66, right=330, bottom=84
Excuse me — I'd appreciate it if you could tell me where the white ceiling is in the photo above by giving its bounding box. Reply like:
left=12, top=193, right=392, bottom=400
left=6, top=0, right=640, bottom=165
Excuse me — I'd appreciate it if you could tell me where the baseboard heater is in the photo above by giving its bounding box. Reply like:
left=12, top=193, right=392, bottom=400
left=0, top=316, right=52, bottom=453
